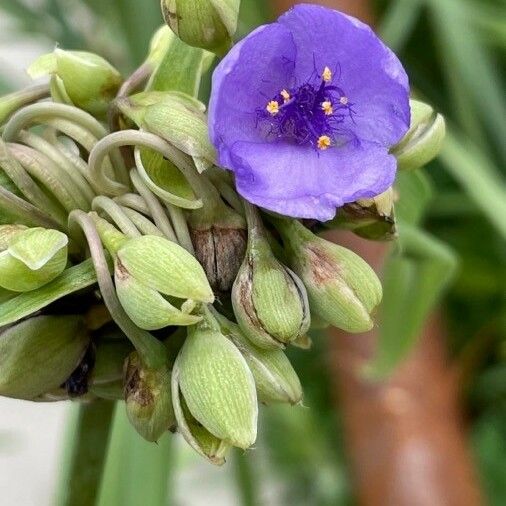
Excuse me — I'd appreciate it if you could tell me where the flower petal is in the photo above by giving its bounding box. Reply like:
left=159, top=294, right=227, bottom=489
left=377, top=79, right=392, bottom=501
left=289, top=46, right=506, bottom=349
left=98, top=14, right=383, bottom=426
left=230, top=140, right=396, bottom=221
left=209, top=23, right=297, bottom=168
left=279, top=4, right=410, bottom=146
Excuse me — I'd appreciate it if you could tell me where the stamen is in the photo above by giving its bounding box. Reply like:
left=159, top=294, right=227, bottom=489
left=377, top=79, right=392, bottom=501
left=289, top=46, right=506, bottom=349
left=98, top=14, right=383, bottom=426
left=317, top=135, right=331, bottom=150
left=321, top=100, right=333, bottom=115
left=339, top=96, right=349, bottom=105
left=280, top=89, right=291, bottom=103
left=266, top=100, right=280, bottom=115
left=322, top=66, right=332, bottom=82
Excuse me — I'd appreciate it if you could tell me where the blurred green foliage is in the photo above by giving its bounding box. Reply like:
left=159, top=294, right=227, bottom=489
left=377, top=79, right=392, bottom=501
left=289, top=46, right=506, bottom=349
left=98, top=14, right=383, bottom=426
left=0, top=0, right=504, bottom=505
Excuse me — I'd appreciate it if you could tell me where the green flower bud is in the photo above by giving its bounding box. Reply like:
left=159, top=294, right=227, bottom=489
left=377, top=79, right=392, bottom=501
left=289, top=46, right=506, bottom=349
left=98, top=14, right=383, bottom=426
left=392, top=99, right=446, bottom=171
left=161, top=0, right=240, bottom=54
left=116, top=235, right=214, bottom=304
left=27, top=49, right=122, bottom=118
left=118, top=91, right=215, bottom=168
left=276, top=219, right=382, bottom=333
left=175, top=315, right=257, bottom=449
left=115, top=260, right=203, bottom=330
left=232, top=207, right=310, bottom=349
left=93, top=214, right=214, bottom=328
left=0, top=315, right=90, bottom=399
left=329, top=187, right=397, bottom=241
left=216, top=313, right=303, bottom=405
left=0, top=226, right=68, bottom=292
left=124, top=351, right=175, bottom=442
left=172, top=365, right=231, bottom=465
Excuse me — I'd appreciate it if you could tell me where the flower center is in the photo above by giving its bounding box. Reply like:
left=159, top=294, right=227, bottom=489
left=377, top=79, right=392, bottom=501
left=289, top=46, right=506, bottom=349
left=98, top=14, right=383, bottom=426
left=257, top=66, right=354, bottom=150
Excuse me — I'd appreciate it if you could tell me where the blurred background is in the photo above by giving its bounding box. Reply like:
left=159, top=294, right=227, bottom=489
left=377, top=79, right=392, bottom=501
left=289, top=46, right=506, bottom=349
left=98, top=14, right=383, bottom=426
left=0, top=0, right=504, bottom=505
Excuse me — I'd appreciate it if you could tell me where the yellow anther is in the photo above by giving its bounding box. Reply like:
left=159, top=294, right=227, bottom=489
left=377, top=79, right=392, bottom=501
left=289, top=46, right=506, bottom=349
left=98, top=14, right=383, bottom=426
left=321, top=100, right=333, bottom=115
left=266, top=100, right=280, bottom=115
left=339, top=96, right=349, bottom=105
left=281, top=89, right=290, bottom=103
left=322, top=66, right=332, bottom=82
left=317, top=135, right=331, bottom=150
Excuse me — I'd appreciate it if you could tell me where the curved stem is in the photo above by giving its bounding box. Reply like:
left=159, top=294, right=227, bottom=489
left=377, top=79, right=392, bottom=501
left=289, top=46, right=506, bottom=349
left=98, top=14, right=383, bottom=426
left=0, top=138, right=67, bottom=226
left=92, top=196, right=141, bottom=238
left=114, top=193, right=150, bottom=215
left=57, top=401, right=115, bottom=506
left=121, top=206, right=165, bottom=237
left=9, top=142, right=88, bottom=212
left=2, top=102, right=109, bottom=141
left=129, top=169, right=178, bottom=242
left=0, top=185, right=63, bottom=230
left=18, top=129, right=96, bottom=204
left=166, top=203, right=195, bottom=254
left=68, top=210, right=166, bottom=368
left=2, top=103, right=128, bottom=187
left=89, top=129, right=202, bottom=209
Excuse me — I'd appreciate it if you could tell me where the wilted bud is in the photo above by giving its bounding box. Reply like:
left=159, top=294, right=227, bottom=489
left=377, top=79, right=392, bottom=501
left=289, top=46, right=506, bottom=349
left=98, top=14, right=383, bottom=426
left=216, top=313, right=303, bottom=405
left=0, top=225, right=68, bottom=292
left=330, top=187, right=397, bottom=241
left=189, top=199, right=247, bottom=292
left=113, top=235, right=213, bottom=329
left=117, top=91, right=215, bottom=168
left=27, top=48, right=122, bottom=118
left=392, top=99, right=446, bottom=171
left=0, top=315, right=90, bottom=399
left=232, top=207, right=310, bottom=349
left=161, top=0, right=240, bottom=54
left=276, top=219, right=382, bottom=333
left=124, top=351, right=175, bottom=442
left=175, top=317, right=258, bottom=449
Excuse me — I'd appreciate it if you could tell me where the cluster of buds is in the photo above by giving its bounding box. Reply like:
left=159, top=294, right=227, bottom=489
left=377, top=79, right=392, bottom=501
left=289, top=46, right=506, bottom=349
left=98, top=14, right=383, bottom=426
left=0, top=10, right=444, bottom=465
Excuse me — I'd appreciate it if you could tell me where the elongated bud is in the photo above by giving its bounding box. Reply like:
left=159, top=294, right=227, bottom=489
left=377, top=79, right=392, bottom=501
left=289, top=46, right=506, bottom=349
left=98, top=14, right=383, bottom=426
left=118, top=91, right=215, bottom=167
left=161, top=0, right=240, bottom=55
left=124, top=351, right=175, bottom=442
left=175, top=313, right=258, bottom=449
left=330, top=187, right=397, bottom=241
left=392, top=99, right=446, bottom=171
left=232, top=206, right=310, bottom=349
left=172, top=359, right=231, bottom=465
left=275, top=219, right=382, bottom=333
left=0, top=315, right=89, bottom=399
left=0, top=226, right=68, bottom=292
left=27, top=49, right=122, bottom=118
left=216, top=313, right=303, bottom=405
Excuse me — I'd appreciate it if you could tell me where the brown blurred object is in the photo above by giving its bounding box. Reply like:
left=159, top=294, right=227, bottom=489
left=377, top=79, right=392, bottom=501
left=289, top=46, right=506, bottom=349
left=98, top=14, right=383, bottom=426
left=270, top=1, right=485, bottom=504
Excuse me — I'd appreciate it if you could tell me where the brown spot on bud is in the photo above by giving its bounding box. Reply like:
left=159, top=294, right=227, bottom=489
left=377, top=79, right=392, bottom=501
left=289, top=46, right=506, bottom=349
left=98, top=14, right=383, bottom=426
left=190, top=225, right=247, bottom=293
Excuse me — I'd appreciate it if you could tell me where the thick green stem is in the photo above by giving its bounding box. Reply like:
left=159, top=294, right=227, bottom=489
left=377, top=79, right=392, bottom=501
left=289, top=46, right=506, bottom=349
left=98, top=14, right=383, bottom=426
left=58, top=400, right=115, bottom=506
left=233, top=449, right=259, bottom=506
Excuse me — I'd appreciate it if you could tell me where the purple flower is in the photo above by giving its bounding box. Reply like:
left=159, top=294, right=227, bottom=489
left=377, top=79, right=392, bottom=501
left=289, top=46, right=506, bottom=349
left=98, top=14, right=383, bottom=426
left=208, top=4, right=410, bottom=221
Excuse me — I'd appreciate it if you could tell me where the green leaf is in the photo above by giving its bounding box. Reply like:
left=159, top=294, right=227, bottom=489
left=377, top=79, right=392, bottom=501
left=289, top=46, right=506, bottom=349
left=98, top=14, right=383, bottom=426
left=439, top=131, right=506, bottom=239
left=367, top=222, right=458, bottom=377
left=0, top=258, right=105, bottom=326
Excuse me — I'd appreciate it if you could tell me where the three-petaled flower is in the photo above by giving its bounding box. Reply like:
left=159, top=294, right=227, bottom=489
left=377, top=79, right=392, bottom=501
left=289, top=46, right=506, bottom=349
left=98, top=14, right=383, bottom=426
left=209, top=4, right=410, bottom=221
